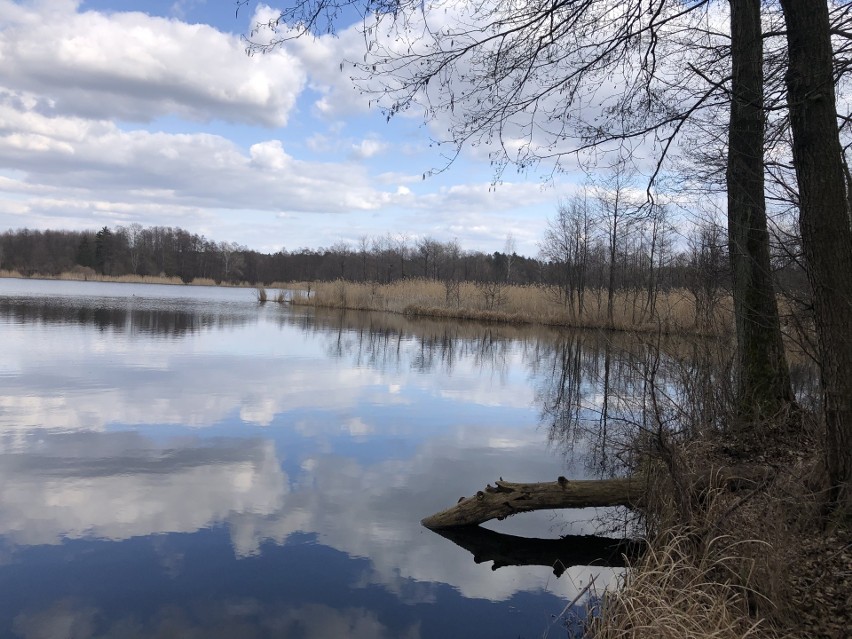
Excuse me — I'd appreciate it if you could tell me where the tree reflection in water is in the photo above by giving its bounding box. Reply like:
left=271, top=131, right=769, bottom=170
left=283, top=308, right=816, bottom=484
left=0, top=297, right=256, bottom=337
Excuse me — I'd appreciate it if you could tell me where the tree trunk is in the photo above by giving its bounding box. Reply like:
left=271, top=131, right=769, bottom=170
left=607, top=214, right=617, bottom=326
left=780, top=0, right=852, bottom=510
left=421, top=467, right=773, bottom=529
left=726, top=0, right=794, bottom=419
left=422, top=478, right=643, bottom=529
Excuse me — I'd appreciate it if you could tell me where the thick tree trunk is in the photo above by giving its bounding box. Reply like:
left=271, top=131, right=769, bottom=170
left=726, top=0, right=794, bottom=419
left=421, top=468, right=773, bottom=529
left=780, top=0, right=852, bottom=510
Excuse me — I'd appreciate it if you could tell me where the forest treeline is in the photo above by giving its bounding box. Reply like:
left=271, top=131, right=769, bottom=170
left=0, top=207, right=806, bottom=319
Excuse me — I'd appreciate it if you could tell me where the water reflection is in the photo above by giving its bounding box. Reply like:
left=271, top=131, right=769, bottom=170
left=292, top=310, right=748, bottom=478
left=6, top=280, right=715, bottom=637
left=0, top=426, right=610, bottom=639
left=0, top=432, right=286, bottom=548
left=12, top=600, right=421, bottom=639
left=433, top=527, right=642, bottom=576
left=0, top=297, right=255, bottom=336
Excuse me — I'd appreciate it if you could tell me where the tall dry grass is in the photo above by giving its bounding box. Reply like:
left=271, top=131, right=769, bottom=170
left=290, top=279, right=733, bottom=336
left=581, top=416, right=832, bottom=639
left=587, top=533, right=773, bottom=639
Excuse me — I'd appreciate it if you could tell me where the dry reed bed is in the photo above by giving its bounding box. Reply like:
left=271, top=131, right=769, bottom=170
left=290, top=279, right=733, bottom=336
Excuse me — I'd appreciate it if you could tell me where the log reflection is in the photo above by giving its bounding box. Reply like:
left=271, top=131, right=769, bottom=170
left=431, top=526, right=642, bottom=577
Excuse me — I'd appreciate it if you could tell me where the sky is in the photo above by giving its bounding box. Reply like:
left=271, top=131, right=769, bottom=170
left=0, top=0, right=581, bottom=256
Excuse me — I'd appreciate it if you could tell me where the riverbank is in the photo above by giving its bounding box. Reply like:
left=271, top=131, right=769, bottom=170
left=584, top=423, right=850, bottom=639
left=3, top=271, right=729, bottom=336
left=286, top=279, right=732, bottom=336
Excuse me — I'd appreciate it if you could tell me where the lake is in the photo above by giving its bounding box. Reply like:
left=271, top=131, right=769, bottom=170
left=0, top=278, right=638, bottom=639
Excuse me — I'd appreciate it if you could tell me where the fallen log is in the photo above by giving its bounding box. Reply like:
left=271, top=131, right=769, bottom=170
left=422, top=477, right=645, bottom=529
left=421, top=466, right=774, bottom=530
left=433, top=526, right=644, bottom=576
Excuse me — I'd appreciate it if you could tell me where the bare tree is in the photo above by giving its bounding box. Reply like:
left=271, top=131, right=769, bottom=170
left=503, top=234, right=516, bottom=283
left=393, top=232, right=409, bottom=279
left=540, top=195, right=593, bottom=318
left=686, top=218, right=728, bottom=333
left=443, top=238, right=462, bottom=308
left=220, top=241, right=244, bottom=282
left=119, top=223, right=144, bottom=275
left=358, top=235, right=370, bottom=281
left=639, top=204, right=671, bottom=323
left=416, top=236, right=443, bottom=279
left=330, top=240, right=351, bottom=278
left=593, top=161, right=643, bottom=327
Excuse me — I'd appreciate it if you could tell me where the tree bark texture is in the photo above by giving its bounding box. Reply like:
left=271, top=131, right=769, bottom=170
left=421, top=468, right=773, bottom=529
left=726, top=0, right=794, bottom=419
left=780, top=0, right=852, bottom=509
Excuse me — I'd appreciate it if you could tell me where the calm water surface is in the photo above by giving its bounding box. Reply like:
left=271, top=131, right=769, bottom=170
left=0, top=279, right=630, bottom=638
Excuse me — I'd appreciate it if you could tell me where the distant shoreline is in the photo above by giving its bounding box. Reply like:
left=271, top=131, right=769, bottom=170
left=1, top=270, right=735, bottom=337
left=0, top=270, right=267, bottom=289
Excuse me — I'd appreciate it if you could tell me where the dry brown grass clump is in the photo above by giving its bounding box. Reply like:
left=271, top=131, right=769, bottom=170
left=589, top=532, right=772, bottom=639
left=586, top=421, right=850, bottom=639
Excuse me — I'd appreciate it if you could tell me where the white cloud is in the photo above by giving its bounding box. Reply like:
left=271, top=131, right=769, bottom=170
left=350, top=137, right=389, bottom=159
left=0, top=1, right=569, bottom=254
left=0, top=0, right=305, bottom=126
left=249, top=139, right=290, bottom=170
left=0, top=95, right=397, bottom=215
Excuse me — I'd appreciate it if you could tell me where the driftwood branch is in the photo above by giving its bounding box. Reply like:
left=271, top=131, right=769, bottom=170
left=433, top=526, right=644, bottom=576
left=421, top=467, right=774, bottom=529
left=422, top=476, right=644, bottom=529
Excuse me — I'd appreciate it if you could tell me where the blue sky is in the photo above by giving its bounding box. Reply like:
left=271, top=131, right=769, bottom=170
left=0, top=0, right=579, bottom=256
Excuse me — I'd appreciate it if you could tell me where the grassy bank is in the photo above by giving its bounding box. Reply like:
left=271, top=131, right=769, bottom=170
left=288, top=279, right=731, bottom=336
left=583, top=433, right=850, bottom=639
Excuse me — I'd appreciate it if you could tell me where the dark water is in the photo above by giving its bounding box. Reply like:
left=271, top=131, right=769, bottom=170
left=0, top=279, right=644, bottom=639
